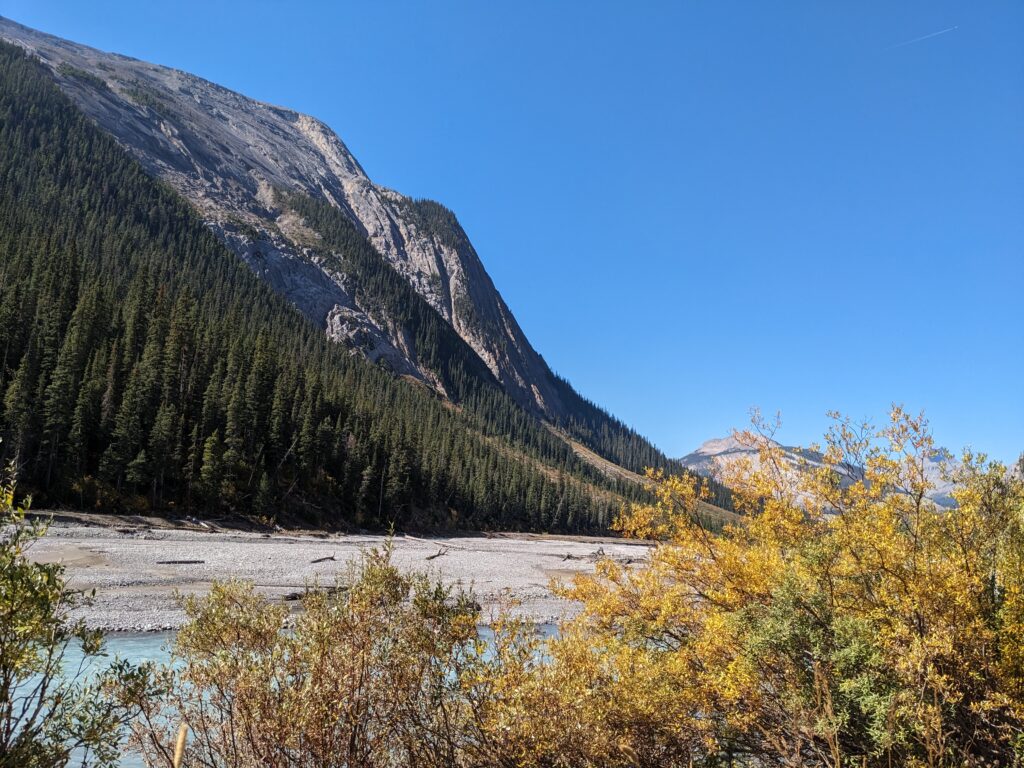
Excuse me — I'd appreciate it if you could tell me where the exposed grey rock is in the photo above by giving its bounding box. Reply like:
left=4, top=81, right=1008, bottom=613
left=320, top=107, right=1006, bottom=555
left=679, top=435, right=959, bottom=508
left=0, top=16, right=564, bottom=416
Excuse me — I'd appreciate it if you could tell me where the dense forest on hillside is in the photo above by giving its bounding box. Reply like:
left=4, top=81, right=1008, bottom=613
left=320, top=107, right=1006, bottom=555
left=279, top=189, right=731, bottom=499
left=0, top=41, right=673, bottom=531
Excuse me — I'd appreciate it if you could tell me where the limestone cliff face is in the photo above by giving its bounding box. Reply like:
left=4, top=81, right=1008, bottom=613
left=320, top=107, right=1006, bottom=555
left=0, top=16, right=564, bottom=416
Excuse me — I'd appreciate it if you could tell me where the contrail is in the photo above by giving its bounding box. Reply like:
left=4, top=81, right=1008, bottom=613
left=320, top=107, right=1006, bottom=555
left=887, top=25, right=959, bottom=50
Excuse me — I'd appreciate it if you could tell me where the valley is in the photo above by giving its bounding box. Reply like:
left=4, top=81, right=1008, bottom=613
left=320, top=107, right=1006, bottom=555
left=0, top=7, right=1020, bottom=766
left=0, top=16, right=732, bottom=532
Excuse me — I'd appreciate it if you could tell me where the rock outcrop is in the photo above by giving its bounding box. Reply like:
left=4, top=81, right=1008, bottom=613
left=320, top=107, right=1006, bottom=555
left=0, top=16, right=565, bottom=416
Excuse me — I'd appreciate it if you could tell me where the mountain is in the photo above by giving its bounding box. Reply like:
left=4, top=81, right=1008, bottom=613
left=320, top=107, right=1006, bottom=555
left=679, top=436, right=957, bottom=509
left=0, top=16, right=563, bottom=415
left=0, top=20, right=731, bottom=529
left=0, top=15, right=696, bottom=484
left=0, top=35, right=640, bottom=530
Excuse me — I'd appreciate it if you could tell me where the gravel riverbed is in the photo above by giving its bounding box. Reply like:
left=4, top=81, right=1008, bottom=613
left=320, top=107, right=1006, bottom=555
left=26, top=514, right=651, bottom=631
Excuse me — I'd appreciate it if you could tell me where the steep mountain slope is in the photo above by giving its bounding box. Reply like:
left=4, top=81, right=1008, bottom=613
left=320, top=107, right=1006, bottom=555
left=0, top=15, right=698, bottom=488
left=0, top=38, right=643, bottom=531
left=0, top=15, right=565, bottom=417
left=680, top=435, right=957, bottom=508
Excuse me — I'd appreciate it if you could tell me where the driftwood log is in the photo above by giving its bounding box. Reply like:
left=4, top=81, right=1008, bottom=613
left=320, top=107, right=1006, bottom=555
left=156, top=560, right=205, bottom=565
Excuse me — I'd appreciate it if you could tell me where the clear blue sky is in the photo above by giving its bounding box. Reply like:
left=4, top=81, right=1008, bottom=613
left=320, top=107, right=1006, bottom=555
left=7, top=1, right=1022, bottom=461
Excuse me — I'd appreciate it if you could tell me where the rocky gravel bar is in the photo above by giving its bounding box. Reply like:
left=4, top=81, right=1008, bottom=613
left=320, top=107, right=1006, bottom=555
left=26, top=513, right=651, bottom=632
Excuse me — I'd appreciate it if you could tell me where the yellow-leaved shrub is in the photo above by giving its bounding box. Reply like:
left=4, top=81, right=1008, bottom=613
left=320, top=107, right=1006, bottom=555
left=126, top=409, right=1023, bottom=767
left=474, top=408, right=1024, bottom=767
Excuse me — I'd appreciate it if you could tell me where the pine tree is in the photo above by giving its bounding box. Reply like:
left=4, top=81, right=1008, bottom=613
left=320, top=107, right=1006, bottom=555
left=199, top=429, right=224, bottom=503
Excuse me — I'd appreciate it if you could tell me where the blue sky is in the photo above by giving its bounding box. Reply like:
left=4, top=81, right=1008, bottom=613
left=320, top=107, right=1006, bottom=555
left=7, top=1, right=1022, bottom=461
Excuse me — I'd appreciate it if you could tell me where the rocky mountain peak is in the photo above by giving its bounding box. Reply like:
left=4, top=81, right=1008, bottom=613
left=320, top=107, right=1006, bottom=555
left=0, top=15, right=565, bottom=418
left=681, top=434, right=958, bottom=508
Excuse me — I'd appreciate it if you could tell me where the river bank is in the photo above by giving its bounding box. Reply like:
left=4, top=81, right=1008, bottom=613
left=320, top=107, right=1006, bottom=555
left=26, top=512, right=651, bottom=631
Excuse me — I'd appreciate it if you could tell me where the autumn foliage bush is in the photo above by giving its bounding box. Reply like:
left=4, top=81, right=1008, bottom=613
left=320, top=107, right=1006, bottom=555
left=124, top=409, right=1023, bottom=767
left=495, top=408, right=1024, bottom=767
left=0, top=468, right=155, bottom=768
left=127, top=544, right=484, bottom=767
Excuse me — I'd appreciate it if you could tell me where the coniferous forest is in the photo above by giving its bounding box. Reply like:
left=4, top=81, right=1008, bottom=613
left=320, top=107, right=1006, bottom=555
left=0, top=41, right=726, bottom=531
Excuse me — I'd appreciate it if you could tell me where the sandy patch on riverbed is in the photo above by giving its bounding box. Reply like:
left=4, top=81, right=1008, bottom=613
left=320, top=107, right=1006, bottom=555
left=25, top=515, right=651, bottom=631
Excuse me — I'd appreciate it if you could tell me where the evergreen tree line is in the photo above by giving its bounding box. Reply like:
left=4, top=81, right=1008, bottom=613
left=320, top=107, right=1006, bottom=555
left=0, top=41, right=648, bottom=532
left=548, top=374, right=735, bottom=509
left=264, top=190, right=661, bottom=505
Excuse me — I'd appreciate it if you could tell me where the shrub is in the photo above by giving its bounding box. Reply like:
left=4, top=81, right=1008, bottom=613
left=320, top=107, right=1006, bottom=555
left=0, top=466, right=156, bottom=767
left=129, top=544, right=483, bottom=767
